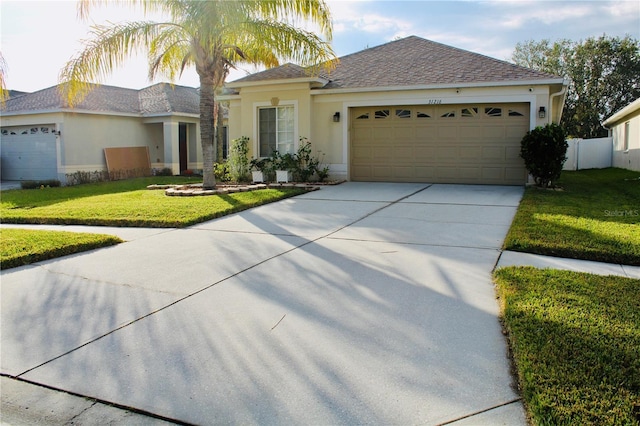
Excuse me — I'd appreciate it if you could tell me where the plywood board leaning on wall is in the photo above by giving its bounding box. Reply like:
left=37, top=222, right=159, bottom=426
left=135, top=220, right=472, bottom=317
left=104, top=147, right=152, bottom=179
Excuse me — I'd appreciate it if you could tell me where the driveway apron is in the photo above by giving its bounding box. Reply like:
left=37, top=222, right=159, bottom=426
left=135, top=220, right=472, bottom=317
left=1, top=182, right=525, bottom=425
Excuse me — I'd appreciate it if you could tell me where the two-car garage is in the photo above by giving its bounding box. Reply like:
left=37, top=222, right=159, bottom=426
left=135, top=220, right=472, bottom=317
left=350, top=103, right=530, bottom=185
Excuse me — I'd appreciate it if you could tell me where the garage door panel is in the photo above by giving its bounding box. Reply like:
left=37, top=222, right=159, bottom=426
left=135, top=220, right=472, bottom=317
left=460, top=167, right=481, bottom=179
left=437, top=147, right=457, bottom=159
left=435, top=167, right=459, bottom=179
left=459, top=126, right=484, bottom=139
left=352, top=146, right=373, bottom=161
left=460, top=146, right=482, bottom=159
left=505, top=167, right=527, bottom=181
left=395, top=127, right=414, bottom=140
left=482, top=147, right=504, bottom=161
left=483, top=127, right=506, bottom=139
left=395, top=147, right=414, bottom=161
left=505, top=146, right=521, bottom=160
left=393, top=166, right=416, bottom=179
left=372, top=166, right=393, bottom=179
left=506, top=125, right=527, bottom=139
left=351, top=104, right=529, bottom=184
left=414, top=166, right=434, bottom=178
left=1, top=128, right=58, bottom=181
left=415, top=127, right=435, bottom=140
left=438, top=126, right=457, bottom=139
left=372, top=147, right=393, bottom=160
left=372, top=127, right=394, bottom=141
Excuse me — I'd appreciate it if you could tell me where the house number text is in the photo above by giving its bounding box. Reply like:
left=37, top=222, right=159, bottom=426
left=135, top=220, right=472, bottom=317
left=427, top=99, right=442, bottom=104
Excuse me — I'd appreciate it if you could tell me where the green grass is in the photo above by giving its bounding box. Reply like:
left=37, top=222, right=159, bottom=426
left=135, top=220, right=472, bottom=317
left=1, top=177, right=307, bottom=228
left=495, top=266, right=640, bottom=425
left=504, top=168, right=640, bottom=265
left=1, top=228, right=122, bottom=270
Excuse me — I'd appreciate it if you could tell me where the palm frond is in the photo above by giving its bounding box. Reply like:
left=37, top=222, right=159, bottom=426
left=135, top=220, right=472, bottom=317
left=0, top=51, right=8, bottom=104
left=59, top=20, right=181, bottom=105
left=230, top=19, right=336, bottom=71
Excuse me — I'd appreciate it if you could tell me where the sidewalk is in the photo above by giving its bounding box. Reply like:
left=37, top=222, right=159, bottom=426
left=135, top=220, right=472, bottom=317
left=497, top=250, right=640, bottom=279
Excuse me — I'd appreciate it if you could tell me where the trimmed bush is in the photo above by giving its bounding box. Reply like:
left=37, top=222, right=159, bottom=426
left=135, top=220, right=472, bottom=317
left=20, top=180, right=61, bottom=189
left=520, top=123, right=567, bottom=188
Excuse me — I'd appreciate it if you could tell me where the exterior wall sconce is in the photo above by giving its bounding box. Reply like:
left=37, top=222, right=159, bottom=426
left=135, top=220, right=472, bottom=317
left=333, top=112, right=340, bottom=122
left=538, top=106, right=546, bottom=119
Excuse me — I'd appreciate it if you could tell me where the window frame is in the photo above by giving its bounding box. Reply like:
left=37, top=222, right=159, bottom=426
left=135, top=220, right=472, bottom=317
left=253, top=101, right=298, bottom=158
left=623, top=121, right=630, bottom=152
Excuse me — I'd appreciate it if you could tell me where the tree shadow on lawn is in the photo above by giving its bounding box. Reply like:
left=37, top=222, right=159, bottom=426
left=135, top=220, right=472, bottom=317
left=497, top=267, right=640, bottom=424
left=506, top=212, right=640, bottom=266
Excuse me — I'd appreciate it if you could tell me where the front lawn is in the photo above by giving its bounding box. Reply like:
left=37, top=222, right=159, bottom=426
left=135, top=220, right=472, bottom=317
left=1, top=228, right=122, bottom=270
left=504, top=168, right=640, bottom=265
left=495, top=266, right=640, bottom=425
left=1, top=177, right=307, bottom=228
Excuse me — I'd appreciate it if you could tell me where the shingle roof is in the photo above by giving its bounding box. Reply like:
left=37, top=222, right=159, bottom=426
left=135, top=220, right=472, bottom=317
left=1, top=83, right=199, bottom=115
left=232, top=63, right=309, bottom=83
left=228, top=35, right=562, bottom=90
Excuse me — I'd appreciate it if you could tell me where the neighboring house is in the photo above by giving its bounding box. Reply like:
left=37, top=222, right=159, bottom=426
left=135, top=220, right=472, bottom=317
left=603, top=97, right=640, bottom=171
left=220, top=35, right=568, bottom=185
left=0, top=83, right=206, bottom=182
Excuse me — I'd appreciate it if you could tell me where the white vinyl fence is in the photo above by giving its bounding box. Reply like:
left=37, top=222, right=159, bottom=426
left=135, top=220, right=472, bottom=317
left=564, top=137, right=613, bottom=170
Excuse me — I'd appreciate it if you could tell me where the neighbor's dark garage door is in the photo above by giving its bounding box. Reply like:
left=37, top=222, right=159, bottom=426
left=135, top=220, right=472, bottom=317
left=350, top=103, right=530, bottom=185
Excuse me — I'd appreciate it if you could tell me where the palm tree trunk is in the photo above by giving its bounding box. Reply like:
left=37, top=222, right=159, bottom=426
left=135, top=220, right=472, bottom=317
left=199, top=74, right=216, bottom=189
left=215, top=101, right=224, bottom=161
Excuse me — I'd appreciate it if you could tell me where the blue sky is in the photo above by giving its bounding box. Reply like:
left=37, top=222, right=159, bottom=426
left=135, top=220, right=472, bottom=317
left=1, top=0, right=639, bottom=92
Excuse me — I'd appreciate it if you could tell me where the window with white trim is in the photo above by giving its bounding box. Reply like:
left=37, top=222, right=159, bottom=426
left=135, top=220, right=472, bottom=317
left=624, top=121, right=630, bottom=151
left=259, top=106, right=294, bottom=157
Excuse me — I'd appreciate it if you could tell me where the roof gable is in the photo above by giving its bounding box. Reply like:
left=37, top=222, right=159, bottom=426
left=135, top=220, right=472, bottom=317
left=232, top=63, right=308, bottom=84
left=227, top=35, right=563, bottom=91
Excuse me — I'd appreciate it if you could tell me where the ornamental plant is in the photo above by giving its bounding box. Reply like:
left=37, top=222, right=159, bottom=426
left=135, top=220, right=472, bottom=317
left=228, top=136, right=250, bottom=182
left=520, top=123, right=568, bottom=188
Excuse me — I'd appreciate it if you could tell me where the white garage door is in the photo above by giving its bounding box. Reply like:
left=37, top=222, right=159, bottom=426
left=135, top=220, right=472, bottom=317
left=1, top=125, right=58, bottom=181
left=351, top=103, right=530, bottom=185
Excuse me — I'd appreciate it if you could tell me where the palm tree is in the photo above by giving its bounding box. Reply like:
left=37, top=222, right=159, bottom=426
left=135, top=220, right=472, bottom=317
left=0, top=52, right=9, bottom=104
left=60, top=0, right=335, bottom=188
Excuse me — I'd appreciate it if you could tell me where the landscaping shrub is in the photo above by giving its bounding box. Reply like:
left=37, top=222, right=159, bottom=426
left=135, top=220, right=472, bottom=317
left=520, top=123, right=568, bottom=188
left=153, top=167, right=174, bottom=176
left=65, top=168, right=151, bottom=186
left=214, top=162, right=231, bottom=182
left=249, top=137, right=328, bottom=183
left=228, top=136, right=250, bottom=182
left=20, top=180, right=61, bottom=189
left=291, top=137, right=320, bottom=182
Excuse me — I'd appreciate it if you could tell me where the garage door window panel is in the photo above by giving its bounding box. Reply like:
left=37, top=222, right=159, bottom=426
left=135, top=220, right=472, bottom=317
left=259, top=106, right=294, bottom=157
left=375, top=109, right=390, bottom=119
left=485, top=107, right=502, bottom=117
left=396, top=109, right=412, bottom=119
left=461, top=107, right=479, bottom=118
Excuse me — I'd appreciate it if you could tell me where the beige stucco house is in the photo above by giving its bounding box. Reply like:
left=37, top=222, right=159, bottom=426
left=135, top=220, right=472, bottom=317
left=220, top=36, right=568, bottom=185
left=0, top=83, right=203, bottom=182
left=603, top=97, right=640, bottom=171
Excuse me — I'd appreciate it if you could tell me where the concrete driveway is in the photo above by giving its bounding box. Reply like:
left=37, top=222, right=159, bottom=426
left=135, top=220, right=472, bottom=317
left=1, top=182, right=525, bottom=425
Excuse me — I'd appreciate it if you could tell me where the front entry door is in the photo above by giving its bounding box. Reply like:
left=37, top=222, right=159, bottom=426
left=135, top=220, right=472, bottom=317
left=179, top=123, right=187, bottom=173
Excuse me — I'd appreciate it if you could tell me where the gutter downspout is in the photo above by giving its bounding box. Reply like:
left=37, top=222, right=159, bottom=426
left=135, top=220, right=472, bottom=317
left=549, top=80, right=568, bottom=124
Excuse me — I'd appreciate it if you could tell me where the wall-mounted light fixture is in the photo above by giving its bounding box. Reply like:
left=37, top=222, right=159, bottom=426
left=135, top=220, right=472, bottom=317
left=333, top=112, right=340, bottom=122
left=538, top=106, right=546, bottom=119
